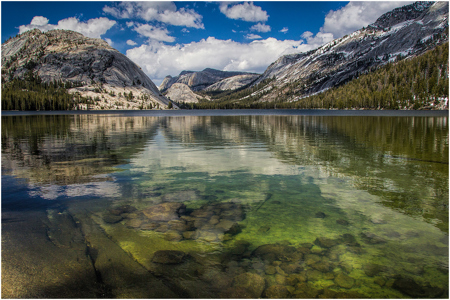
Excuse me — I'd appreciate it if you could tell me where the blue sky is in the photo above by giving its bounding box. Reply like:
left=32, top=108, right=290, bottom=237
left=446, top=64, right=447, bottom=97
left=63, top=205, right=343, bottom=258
left=1, top=1, right=413, bottom=85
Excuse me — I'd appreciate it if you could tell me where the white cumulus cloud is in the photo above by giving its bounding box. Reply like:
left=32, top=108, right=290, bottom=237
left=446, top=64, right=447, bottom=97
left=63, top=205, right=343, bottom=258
left=103, top=2, right=204, bottom=29
left=321, top=1, right=416, bottom=38
left=126, top=39, right=137, bottom=46
left=104, top=38, right=114, bottom=46
left=30, top=16, right=50, bottom=26
left=18, top=16, right=116, bottom=38
left=250, top=22, right=271, bottom=33
left=301, top=31, right=334, bottom=48
left=133, top=23, right=175, bottom=42
left=245, top=33, right=262, bottom=40
left=219, top=2, right=269, bottom=22
left=126, top=37, right=313, bottom=85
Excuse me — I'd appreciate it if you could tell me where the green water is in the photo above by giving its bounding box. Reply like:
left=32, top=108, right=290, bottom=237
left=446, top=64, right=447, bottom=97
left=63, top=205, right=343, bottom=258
left=1, top=111, right=448, bottom=298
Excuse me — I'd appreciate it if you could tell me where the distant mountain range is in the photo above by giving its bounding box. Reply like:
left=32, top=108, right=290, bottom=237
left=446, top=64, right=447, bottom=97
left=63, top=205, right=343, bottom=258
left=165, top=1, right=449, bottom=108
left=1, top=1, right=448, bottom=110
left=250, top=1, right=448, bottom=103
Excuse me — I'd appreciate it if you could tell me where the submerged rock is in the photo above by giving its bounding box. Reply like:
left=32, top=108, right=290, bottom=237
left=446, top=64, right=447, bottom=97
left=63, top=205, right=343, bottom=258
left=392, top=276, right=445, bottom=298
left=142, top=202, right=186, bottom=222
left=231, top=272, right=266, bottom=298
left=152, top=250, right=186, bottom=264
left=334, top=273, right=355, bottom=289
left=265, top=265, right=277, bottom=275
left=286, top=273, right=307, bottom=285
left=182, top=231, right=197, bottom=240
left=315, top=212, right=326, bottom=218
left=304, top=254, right=322, bottom=266
left=293, top=282, right=323, bottom=298
left=306, top=269, right=323, bottom=281
left=312, top=260, right=334, bottom=273
left=361, top=232, right=387, bottom=244
left=252, top=243, right=302, bottom=262
left=102, top=213, right=123, bottom=224
left=114, top=205, right=137, bottom=215
left=364, top=263, right=387, bottom=277
left=164, top=230, right=183, bottom=241
left=264, top=285, right=290, bottom=298
left=124, top=218, right=142, bottom=228
left=339, top=261, right=353, bottom=274
left=321, top=289, right=366, bottom=298
left=341, top=233, right=358, bottom=245
left=140, top=222, right=159, bottom=230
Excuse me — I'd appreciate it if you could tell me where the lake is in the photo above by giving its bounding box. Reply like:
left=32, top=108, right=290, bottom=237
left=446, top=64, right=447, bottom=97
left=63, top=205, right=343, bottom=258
left=1, top=110, right=448, bottom=298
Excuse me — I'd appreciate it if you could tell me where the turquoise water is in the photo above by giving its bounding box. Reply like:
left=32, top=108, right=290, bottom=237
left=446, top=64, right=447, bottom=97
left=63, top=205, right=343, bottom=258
left=2, top=111, right=448, bottom=298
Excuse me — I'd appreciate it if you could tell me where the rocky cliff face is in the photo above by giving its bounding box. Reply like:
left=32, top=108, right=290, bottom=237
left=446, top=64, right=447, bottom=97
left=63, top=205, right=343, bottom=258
left=251, top=1, right=448, bottom=102
left=165, top=83, right=209, bottom=103
left=203, top=74, right=260, bottom=92
left=1, top=29, right=172, bottom=109
left=159, top=68, right=258, bottom=92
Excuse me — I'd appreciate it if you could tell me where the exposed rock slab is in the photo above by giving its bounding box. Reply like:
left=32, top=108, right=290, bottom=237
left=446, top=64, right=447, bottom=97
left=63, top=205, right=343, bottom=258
left=203, top=74, right=260, bottom=92
left=165, top=83, right=209, bottom=103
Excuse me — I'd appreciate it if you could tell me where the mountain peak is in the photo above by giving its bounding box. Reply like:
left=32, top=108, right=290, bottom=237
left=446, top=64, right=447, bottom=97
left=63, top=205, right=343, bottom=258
left=1, top=29, right=171, bottom=109
left=370, top=1, right=434, bottom=29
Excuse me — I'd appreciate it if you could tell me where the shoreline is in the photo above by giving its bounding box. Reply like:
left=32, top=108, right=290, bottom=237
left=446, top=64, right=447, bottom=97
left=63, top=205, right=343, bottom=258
left=2, top=109, right=448, bottom=117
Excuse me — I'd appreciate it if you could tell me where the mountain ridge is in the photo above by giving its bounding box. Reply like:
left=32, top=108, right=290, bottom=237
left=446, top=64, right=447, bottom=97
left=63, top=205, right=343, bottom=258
left=248, top=1, right=448, bottom=103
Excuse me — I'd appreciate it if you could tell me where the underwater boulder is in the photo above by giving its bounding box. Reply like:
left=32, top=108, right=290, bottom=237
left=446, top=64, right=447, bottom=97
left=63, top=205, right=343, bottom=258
left=102, top=212, right=123, bottom=224
left=334, top=273, right=355, bottom=289
left=124, top=218, right=142, bottom=228
left=392, top=276, right=445, bottom=298
left=164, top=230, right=183, bottom=241
left=321, top=289, right=366, bottom=298
left=142, top=202, right=186, bottom=222
left=304, top=254, right=322, bottom=266
left=252, top=243, right=301, bottom=263
left=231, top=272, right=265, bottom=298
left=293, top=282, right=323, bottom=298
left=311, top=260, right=334, bottom=273
left=168, top=219, right=189, bottom=231
left=364, top=263, right=387, bottom=277
left=115, top=204, right=137, bottom=214
left=140, top=222, right=159, bottom=230
left=361, top=232, right=387, bottom=244
left=252, top=244, right=286, bottom=262
left=341, top=233, right=359, bottom=246
left=306, top=269, right=323, bottom=282
left=315, top=212, right=326, bottom=218
left=264, top=284, right=290, bottom=298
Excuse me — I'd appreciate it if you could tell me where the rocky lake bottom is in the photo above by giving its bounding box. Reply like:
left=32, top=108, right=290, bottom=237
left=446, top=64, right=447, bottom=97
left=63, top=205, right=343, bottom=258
left=1, top=111, right=448, bottom=298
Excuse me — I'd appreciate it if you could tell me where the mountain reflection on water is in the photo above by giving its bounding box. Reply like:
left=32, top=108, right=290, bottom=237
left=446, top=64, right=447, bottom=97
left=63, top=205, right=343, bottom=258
left=1, top=112, right=448, bottom=298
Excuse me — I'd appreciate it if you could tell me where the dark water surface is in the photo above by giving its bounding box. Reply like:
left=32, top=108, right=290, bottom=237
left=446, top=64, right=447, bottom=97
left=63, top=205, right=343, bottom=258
left=2, top=110, right=448, bottom=298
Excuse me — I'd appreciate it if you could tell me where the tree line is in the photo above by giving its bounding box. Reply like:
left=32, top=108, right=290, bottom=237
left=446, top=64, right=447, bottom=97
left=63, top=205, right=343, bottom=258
left=1, top=71, right=91, bottom=110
